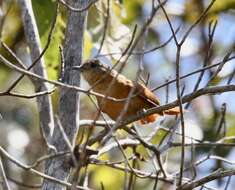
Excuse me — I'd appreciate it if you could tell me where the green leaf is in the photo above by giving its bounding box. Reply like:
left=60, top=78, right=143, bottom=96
left=122, top=0, right=144, bottom=24
left=84, top=31, right=93, bottom=60
left=1, top=2, right=22, bottom=46
left=32, top=0, right=56, bottom=36
left=32, top=0, right=65, bottom=80
left=210, top=0, right=235, bottom=14
left=92, top=166, right=124, bottom=190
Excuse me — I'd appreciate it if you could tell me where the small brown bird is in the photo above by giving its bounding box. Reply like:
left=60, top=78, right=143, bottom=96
left=73, top=59, right=180, bottom=124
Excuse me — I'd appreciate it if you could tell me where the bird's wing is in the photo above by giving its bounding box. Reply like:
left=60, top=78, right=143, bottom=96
left=136, top=83, right=161, bottom=106
left=113, top=71, right=160, bottom=106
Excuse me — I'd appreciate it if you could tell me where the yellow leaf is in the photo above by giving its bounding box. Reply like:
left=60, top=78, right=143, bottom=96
left=1, top=2, right=22, bottom=46
left=84, top=31, right=93, bottom=60
left=91, top=166, right=124, bottom=190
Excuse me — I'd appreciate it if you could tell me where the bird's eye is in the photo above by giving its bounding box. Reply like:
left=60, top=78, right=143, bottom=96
left=90, top=62, right=97, bottom=68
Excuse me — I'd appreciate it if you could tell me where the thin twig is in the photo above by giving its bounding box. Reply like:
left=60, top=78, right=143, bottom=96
left=96, top=0, right=110, bottom=56
left=0, top=147, right=92, bottom=190
left=178, top=169, right=235, bottom=190
left=0, top=157, right=11, bottom=190
left=151, top=55, right=235, bottom=92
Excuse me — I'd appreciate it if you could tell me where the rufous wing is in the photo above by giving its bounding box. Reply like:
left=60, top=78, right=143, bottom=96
left=114, top=73, right=179, bottom=123
left=136, top=83, right=161, bottom=106
left=135, top=83, right=181, bottom=123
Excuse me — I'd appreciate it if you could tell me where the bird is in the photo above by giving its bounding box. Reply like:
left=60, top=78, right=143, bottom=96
left=72, top=59, right=180, bottom=124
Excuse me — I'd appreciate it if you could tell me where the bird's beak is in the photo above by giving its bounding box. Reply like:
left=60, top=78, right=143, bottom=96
left=71, top=65, right=84, bottom=71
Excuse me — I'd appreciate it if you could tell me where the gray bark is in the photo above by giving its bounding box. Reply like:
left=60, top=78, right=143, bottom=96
left=42, top=0, right=89, bottom=189
left=18, top=0, right=54, bottom=145
left=0, top=157, right=11, bottom=190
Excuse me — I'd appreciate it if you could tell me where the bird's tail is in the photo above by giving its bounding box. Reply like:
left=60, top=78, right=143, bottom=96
left=164, top=107, right=181, bottom=115
left=139, top=107, right=181, bottom=124
left=140, top=114, right=160, bottom=124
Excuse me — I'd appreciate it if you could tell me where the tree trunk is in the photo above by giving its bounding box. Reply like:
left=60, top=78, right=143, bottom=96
left=42, top=0, right=89, bottom=189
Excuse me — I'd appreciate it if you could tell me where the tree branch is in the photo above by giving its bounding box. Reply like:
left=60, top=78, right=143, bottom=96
left=18, top=0, right=55, bottom=147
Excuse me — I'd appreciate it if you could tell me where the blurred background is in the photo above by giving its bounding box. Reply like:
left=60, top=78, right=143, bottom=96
left=0, top=0, right=235, bottom=189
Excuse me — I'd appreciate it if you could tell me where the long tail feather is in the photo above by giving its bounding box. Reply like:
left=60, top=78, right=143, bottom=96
left=164, top=107, right=181, bottom=115
left=139, top=107, right=181, bottom=124
left=140, top=114, right=159, bottom=124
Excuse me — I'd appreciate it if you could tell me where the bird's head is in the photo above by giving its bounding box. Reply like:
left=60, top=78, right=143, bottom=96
left=72, top=59, right=109, bottom=84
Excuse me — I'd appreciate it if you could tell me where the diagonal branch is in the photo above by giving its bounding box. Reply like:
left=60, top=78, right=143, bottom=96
left=18, top=0, right=55, bottom=147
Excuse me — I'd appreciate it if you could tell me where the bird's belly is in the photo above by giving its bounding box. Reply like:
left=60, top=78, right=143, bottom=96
left=93, top=82, right=154, bottom=121
left=96, top=97, right=152, bottom=121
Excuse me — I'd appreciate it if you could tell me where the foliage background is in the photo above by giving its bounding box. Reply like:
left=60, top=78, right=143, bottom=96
left=0, top=0, right=235, bottom=189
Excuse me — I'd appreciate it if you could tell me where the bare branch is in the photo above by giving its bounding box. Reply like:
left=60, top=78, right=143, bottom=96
left=0, top=157, right=11, bottom=190
left=178, top=169, right=235, bottom=190
left=0, top=146, right=92, bottom=190
left=18, top=0, right=55, bottom=148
